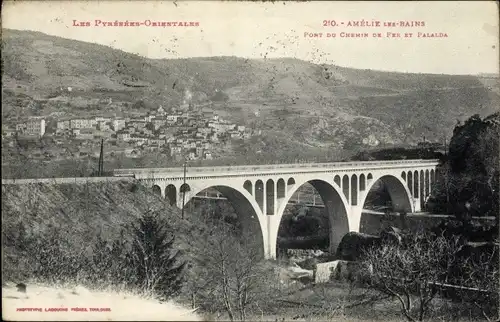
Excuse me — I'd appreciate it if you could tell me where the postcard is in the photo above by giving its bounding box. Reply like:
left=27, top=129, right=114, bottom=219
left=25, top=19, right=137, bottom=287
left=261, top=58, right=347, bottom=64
left=2, top=1, right=499, bottom=321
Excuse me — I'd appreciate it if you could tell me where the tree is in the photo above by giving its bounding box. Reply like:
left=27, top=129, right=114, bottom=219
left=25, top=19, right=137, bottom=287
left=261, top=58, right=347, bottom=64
left=455, top=243, right=499, bottom=322
left=186, top=214, right=280, bottom=321
left=431, top=112, right=500, bottom=222
left=132, top=99, right=147, bottom=110
left=470, top=124, right=500, bottom=217
left=358, top=233, right=464, bottom=322
left=126, top=210, right=186, bottom=300
left=358, top=231, right=499, bottom=321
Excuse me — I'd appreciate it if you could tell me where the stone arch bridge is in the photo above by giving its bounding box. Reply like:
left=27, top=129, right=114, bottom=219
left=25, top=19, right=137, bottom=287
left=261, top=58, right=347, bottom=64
left=114, top=159, right=440, bottom=259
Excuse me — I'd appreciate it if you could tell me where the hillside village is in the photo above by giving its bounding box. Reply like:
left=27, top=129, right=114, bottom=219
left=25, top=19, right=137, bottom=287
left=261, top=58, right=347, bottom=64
left=2, top=99, right=258, bottom=163
left=2, top=29, right=499, bottom=172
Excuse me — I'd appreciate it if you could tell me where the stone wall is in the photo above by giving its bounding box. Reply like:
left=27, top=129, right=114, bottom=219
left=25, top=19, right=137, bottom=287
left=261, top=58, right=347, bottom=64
left=360, top=212, right=496, bottom=235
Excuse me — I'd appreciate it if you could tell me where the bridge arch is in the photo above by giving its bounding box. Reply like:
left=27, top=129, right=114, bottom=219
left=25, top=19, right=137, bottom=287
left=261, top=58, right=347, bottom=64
left=334, top=175, right=341, bottom=187
left=182, top=182, right=265, bottom=257
left=180, top=183, right=191, bottom=193
left=266, top=179, right=275, bottom=215
left=255, top=180, right=264, bottom=212
left=273, top=178, right=350, bottom=255
left=359, top=174, right=366, bottom=191
left=351, top=174, right=358, bottom=205
left=179, top=183, right=192, bottom=205
left=413, top=171, right=419, bottom=198
left=420, top=170, right=425, bottom=210
left=277, top=179, right=286, bottom=199
left=342, top=175, right=349, bottom=200
left=243, top=180, right=252, bottom=195
left=165, top=184, right=177, bottom=206
left=360, top=174, right=414, bottom=214
left=407, top=171, right=413, bottom=196
left=425, top=170, right=430, bottom=206
left=152, top=184, right=162, bottom=197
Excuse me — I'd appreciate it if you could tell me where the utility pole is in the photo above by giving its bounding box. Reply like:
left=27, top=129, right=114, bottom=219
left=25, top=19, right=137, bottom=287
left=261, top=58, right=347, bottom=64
left=444, top=135, right=447, bottom=156
left=181, top=160, right=187, bottom=219
left=98, top=139, right=104, bottom=176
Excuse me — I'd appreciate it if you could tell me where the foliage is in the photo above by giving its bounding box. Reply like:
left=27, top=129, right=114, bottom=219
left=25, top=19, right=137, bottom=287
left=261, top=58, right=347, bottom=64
left=358, top=231, right=499, bottom=322
left=278, top=206, right=328, bottom=239
left=430, top=112, right=500, bottom=222
left=29, top=225, right=90, bottom=284
left=2, top=206, right=186, bottom=302
left=211, top=91, right=230, bottom=102
left=184, top=214, right=281, bottom=321
left=90, top=232, right=132, bottom=286
left=457, top=245, right=499, bottom=322
left=125, top=210, right=186, bottom=300
left=131, top=99, right=148, bottom=110
left=352, top=146, right=443, bottom=161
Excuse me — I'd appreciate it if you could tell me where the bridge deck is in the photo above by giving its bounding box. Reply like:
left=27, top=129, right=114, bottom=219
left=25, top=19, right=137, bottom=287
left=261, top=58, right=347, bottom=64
left=114, top=159, right=440, bottom=178
left=1, top=177, right=133, bottom=185
left=1, top=159, right=440, bottom=184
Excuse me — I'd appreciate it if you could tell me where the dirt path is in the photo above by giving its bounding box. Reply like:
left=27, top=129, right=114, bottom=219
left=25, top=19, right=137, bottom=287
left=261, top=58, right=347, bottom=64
left=2, top=283, right=202, bottom=321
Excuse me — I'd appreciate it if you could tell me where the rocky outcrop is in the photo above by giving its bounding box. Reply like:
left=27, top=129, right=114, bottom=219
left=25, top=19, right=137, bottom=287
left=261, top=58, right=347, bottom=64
left=278, top=263, right=315, bottom=285
left=315, top=261, right=339, bottom=283
left=336, top=227, right=403, bottom=261
left=336, top=232, right=380, bottom=261
left=315, top=260, right=364, bottom=283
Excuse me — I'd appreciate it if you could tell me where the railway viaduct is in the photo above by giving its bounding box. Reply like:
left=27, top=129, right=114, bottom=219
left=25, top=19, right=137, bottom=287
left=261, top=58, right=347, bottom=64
left=113, top=159, right=441, bottom=258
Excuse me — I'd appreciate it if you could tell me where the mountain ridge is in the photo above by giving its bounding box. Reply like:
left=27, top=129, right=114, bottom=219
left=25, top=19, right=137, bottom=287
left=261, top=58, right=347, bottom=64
left=2, top=28, right=499, bottom=160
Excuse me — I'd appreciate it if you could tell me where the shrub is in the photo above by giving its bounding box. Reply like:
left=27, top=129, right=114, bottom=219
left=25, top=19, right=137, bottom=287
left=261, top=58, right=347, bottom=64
left=2, top=208, right=186, bottom=301
left=184, top=215, right=282, bottom=321
left=358, top=232, right=499, bottom=321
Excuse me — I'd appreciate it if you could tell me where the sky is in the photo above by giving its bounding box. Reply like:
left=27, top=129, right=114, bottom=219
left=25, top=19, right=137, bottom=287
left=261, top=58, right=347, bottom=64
left=2, top=0, right=499, bottom=75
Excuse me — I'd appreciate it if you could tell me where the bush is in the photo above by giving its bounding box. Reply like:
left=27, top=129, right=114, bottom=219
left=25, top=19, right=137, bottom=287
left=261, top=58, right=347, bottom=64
left=30, top=226, right=89, bottom=284
left=3, top=209, right=186, bottom=301
left=183, top=215, right=282, bottom=321
left=357, top=231, right=499, bottom=322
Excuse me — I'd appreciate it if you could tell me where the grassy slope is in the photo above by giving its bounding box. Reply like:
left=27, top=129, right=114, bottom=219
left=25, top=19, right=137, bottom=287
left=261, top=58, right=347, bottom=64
left=1, top=180, right=200, bottom=281
left=2, top=29, right=499, bottom=157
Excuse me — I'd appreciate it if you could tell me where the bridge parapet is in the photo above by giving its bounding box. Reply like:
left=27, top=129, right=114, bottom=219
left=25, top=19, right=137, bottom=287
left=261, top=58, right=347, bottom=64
left=113, top=159, right=440, bottom=178
left=2, top=177, right=133, bottom=185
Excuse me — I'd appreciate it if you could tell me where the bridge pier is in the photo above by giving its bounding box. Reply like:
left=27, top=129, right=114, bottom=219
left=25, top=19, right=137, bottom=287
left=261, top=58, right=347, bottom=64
left=413, top=197, right=422, bottom=212
left=262, top=184, right=267, bottom=216
left=349, top=205, right=363, bottom=233
left=265, top=214, right=281, bottom=259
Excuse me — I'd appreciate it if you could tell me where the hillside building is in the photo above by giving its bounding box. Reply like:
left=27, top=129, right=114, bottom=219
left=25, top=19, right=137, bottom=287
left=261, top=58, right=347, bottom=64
left=17, top=118, right=46, bottom=137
